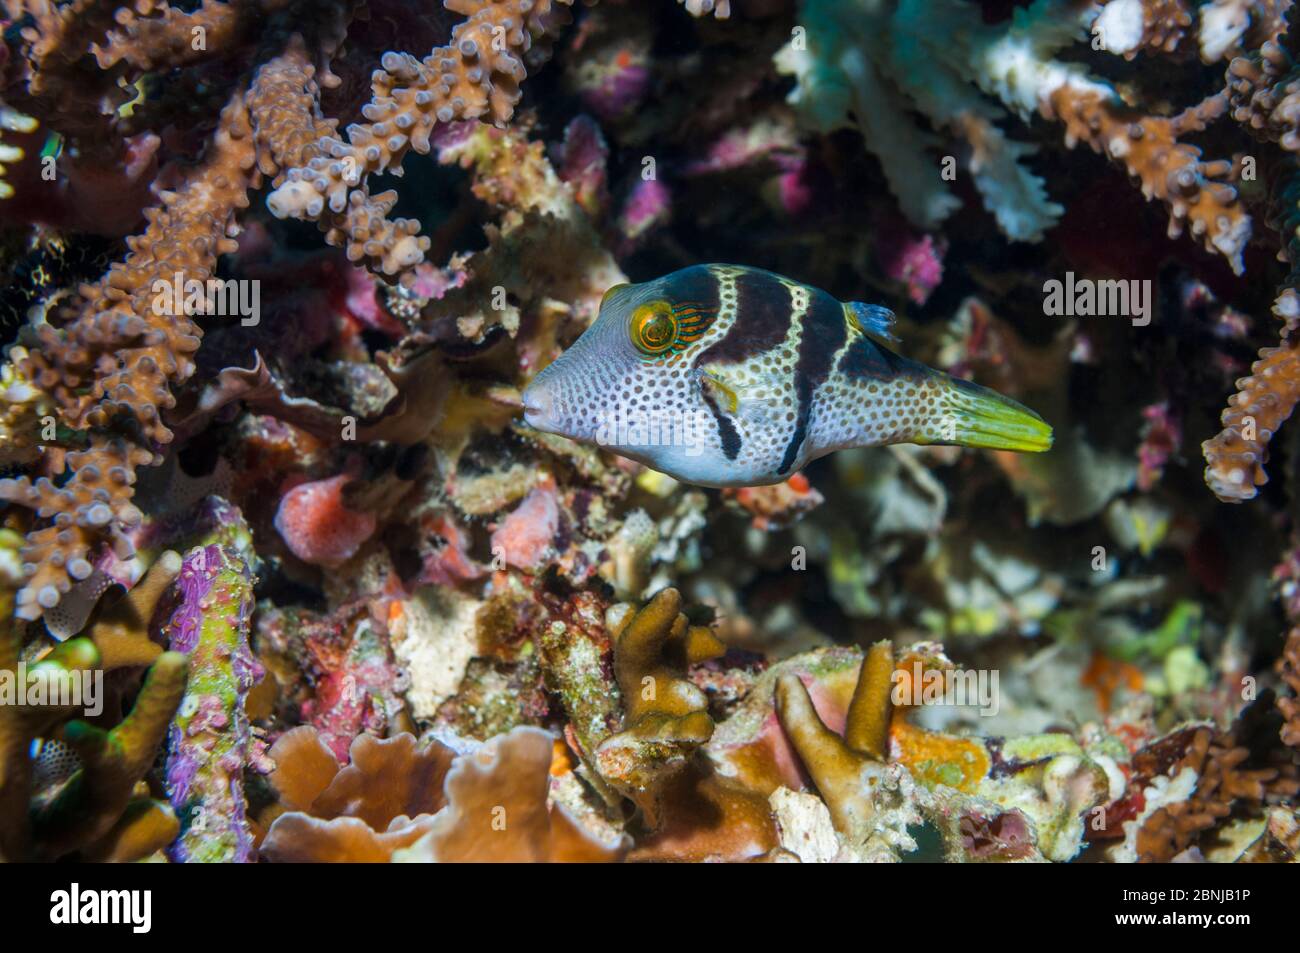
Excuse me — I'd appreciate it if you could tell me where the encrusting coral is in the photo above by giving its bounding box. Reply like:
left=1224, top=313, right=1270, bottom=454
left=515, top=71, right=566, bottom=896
left=162, top=499, right=264, bottom=863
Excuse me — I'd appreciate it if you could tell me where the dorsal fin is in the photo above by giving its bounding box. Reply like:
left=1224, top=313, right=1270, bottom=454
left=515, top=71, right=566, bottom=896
left=845, top=302, right=898, bottom=344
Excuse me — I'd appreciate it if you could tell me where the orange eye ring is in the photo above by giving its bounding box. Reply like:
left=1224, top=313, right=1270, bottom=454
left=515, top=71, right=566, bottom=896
left=631, top=301, right=677, bottom=355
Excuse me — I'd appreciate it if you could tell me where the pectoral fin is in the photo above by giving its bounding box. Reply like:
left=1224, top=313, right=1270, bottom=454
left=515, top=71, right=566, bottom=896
left=699, top=371, right=740, bottom=415
left=698, top=367, right=786, bottom=425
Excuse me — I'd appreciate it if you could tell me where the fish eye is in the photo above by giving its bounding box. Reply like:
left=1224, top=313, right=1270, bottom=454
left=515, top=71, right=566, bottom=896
left=630, top=301, right=677, bottom=356
left=601, top=283, right=630, bottom=309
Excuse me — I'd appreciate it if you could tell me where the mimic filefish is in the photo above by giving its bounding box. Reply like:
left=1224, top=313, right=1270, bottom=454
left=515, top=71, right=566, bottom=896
left=521, top=264, right=1052, bottom=487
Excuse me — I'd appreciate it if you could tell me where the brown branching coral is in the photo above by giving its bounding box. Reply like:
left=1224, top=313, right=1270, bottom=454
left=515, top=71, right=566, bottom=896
left=1280, top=629, right=1300, bottom=747
left=593, top=588, right=724, bottom=819
left=0, top=583, right=188, bottom=861
left=773, top=641, right=894, bottom=841
left=0, top=91, right=256, bottom=619
left=1203, top=25, right=1300, bottom=501
left=1096, top=0, right=1195, bottom=59
left=3, top=0, right=134, bottom=151
left=1199, top=8, right=1300, bottom=501
left=1227, top=38, right=1300, bottom=150
left=0, top=0, right=578, bottom=621
left=1135, top=715, right=1299, bottom=861
left=1044, top=86, right=1248, bottom=270
left=266, top=0, right=575, bottom=278
left=261, top=724, right=623, bottom=862
left=1202, top=325, right=1300, bottom=500
left=92, top=0, right=263, bottom=73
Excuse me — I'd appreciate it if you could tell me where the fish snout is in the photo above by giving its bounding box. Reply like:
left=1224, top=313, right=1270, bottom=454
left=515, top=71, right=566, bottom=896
left=520, top=377, right=558, bottom=431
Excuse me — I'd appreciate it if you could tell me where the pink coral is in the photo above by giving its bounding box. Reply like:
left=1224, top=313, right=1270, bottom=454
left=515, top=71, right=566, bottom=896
left=617, top=178, right=671, bottom=253
left=490, top=477, right=560, bottom=572
left=274, top=474, right=377, bottom=568
left=1138, top=401, right=1182, bottom=492
left=877, top=227, right=945, bottom=306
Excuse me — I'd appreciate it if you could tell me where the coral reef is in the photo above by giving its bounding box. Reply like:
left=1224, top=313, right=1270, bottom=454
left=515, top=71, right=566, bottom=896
left=2, top=0, right=1300, bottom=869
left=0, top=590, right=188, bottom=860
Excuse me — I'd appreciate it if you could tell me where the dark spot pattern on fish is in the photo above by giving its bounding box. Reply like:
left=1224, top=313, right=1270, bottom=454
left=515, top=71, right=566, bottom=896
left=698, top=268, right=792, bottom=365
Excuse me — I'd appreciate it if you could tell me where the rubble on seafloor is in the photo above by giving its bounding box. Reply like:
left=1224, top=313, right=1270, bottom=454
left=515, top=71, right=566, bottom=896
left=1, top=0, right=1299, bottom=862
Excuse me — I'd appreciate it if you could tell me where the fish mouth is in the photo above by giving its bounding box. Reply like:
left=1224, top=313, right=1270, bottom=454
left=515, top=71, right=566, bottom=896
left=519, top=386, right=552, bottom=428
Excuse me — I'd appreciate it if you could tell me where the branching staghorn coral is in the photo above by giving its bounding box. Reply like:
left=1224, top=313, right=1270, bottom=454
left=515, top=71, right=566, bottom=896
left=1202, top=22, right=1300, bottom=500
left=0, top=88, right=255, bottom=620
left=1093, top=0, right=1195, bottom=59
left=265, top=0, right=575, bottom=278
left=1091, top=0, right=1293, bottom=61
left=0, top=0, right=577, bottom=622
left=776, top=0, right=1250, bottom=268
left=1202, top=324, right=1300, bottom=500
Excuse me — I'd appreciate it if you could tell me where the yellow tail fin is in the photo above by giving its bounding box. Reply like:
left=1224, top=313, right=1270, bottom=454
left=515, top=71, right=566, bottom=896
left=921, top=376, right=1053, bottom=453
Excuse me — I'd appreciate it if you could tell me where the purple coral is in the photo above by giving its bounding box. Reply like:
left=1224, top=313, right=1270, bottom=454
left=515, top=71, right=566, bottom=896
left=163, top=502, right=265, bottom=863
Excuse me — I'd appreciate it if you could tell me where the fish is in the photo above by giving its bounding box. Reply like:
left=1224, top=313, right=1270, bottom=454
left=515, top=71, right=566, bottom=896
left=521, top=264, right=1052, bottom=487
